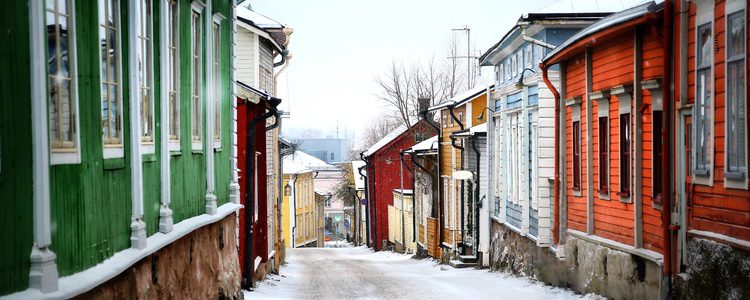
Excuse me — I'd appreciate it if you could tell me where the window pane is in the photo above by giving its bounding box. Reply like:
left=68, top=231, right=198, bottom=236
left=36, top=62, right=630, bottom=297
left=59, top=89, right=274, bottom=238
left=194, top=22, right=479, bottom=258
left=728, top=11, right=745, bottom=58
left=697, top=23, right=712, bottom=68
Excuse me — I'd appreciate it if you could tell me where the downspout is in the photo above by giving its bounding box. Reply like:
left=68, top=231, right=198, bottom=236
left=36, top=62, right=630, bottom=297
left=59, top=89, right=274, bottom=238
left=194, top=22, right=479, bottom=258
left=420, top=110, right=443, bottom=245
left=471, top=135, right=481, bottom=256
left=357, top=164, right=370, bottom=247
left=448, top=104, right=466, bottom=150
left=361, top=152, right=377, bottom=249
left=243, top=97, right=281, bottom=289
left=448, top=105, right=465, bottom=253
left=401, top=151, right=416, bottom=245
left=661, top=0, right=674, bottom=287
left=539, top=63, right=561, bottom=245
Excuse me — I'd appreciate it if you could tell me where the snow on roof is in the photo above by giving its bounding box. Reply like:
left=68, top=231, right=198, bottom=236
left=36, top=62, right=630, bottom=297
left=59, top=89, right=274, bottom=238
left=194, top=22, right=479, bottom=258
left=470, top=123, right=488, bottom=134
left=544, top=1, right=660, bottom=64
left=535, top=0, right=657, bottom=14
left=408, top=135, right=438, bottom=153
left=351, top=161, right=366, bottom=190
left=283, top=151, right=335, bottom=174
left=428, top=85, right=490, bottom=112
left=236, top=5, right=284, bottom=30
left=363, top=125, right=408, bottom=157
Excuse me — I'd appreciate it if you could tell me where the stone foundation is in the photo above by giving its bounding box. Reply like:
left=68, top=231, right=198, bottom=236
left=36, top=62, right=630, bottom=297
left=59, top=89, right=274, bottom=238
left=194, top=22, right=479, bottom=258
left=675, top=238, right=750, bottom=299
left=74, top=213, right=242, bottom=299
left=489, top=220, right=662, bottom=299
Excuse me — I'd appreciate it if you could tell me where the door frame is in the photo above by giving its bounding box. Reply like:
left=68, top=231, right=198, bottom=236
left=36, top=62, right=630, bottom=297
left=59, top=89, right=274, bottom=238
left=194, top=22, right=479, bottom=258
left=676, top=108, right=692, bottom=271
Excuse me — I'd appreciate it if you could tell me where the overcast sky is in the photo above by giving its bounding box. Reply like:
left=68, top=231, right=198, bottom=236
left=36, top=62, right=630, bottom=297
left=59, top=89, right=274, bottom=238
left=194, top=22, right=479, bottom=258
left=250, top=0, right=560, bottom=141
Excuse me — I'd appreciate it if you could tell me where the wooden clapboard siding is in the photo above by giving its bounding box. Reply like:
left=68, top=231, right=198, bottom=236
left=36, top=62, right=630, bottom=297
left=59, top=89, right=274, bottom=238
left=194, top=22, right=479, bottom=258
left=642, top=91, right=665, bottom=252
left=0, top=1, right=35, bottom=293
left=439, top=105, right=465, bottom=245
left=685, top=0, right=750, bottom=243
left=591, top=33, right=635, bottom=91
left=565, top=56, right=587, bottom=233
left=642, top=29, right=664, bottom=80
left=426, top=217, right=439, bottom=257
left=215, top=0, right=232, bottom=207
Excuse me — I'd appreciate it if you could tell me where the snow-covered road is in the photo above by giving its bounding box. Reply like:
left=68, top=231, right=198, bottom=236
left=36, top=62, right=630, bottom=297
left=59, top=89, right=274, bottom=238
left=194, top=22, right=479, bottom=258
left=246, top=246, right=601, bottom=300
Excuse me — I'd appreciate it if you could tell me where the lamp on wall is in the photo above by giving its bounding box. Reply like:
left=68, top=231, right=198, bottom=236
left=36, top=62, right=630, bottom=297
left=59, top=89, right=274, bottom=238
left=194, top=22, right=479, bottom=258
left=478, top=107, right=496, bottom=121
left=515, top=67, right=536, bottom=89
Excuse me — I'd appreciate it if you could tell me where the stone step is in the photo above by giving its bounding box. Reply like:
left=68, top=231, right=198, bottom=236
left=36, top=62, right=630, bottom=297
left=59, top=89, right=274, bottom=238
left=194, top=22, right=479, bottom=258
left=458, top=255, right=477, bottom=263
left=449, top=259, right=476, bottom=269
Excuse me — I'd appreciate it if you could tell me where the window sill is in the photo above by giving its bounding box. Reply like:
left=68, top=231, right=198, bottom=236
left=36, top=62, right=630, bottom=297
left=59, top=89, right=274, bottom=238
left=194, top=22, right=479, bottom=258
left=725, top=171, right=746, bottom=180
left=192, top=149, right=204, bottom=155
left=170, top=151, right=182, bottom=156
left=142, top=153, right=157, bottom=162
left=103, top=157, right=126, bottom=170
left=598, top=191, right=610, bottom=200
left=214, top=147, right=222, bottom=153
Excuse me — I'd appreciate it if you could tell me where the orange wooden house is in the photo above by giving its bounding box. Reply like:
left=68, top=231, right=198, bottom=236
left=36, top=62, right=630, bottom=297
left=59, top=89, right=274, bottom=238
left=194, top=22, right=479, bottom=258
left=542, top=0, right=750, bottom=297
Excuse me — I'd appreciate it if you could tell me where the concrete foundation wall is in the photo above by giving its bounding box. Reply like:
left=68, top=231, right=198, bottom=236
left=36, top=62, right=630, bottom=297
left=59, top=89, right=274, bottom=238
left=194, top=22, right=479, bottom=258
left=676, top=238, right=750, bottom=299
left=489, top=220, right=662, bottom=299
left=74, top=214, right=242, bottom=299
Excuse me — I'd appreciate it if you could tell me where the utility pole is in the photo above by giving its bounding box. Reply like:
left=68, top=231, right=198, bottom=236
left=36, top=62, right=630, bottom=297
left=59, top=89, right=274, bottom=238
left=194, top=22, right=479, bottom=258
left=450, top=26, right=476, bottom=90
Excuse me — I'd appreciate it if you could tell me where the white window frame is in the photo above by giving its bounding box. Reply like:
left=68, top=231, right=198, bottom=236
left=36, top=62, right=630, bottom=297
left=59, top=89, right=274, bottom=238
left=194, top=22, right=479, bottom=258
left=724, top=0, right=748, bottom=189
left=190, top=1, right=205, bottom=151
left=693, top=0, right=715, bottom=186
left=167, top=0, right=180, bottom=152
left=47, top=0, right=82, bottom=165
left=138, top=0, right=155, bottom=154
left=100, top=0, right=125, bottom=159
left=212, top=13, right=225, bottom=149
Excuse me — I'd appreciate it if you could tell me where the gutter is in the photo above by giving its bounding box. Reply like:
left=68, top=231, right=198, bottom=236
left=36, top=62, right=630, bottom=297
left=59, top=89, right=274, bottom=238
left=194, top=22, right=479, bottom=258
left=358, top=165, right=370, bottom=247
left=539, top=63, right=561, bottom=245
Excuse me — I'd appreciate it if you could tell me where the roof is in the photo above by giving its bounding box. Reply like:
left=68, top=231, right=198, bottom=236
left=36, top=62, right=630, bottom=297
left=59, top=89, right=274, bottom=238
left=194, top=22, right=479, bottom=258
left=535, top=0, right=656, bottom=14
left=351, top=161, right=366, bottom=190
left=236, top=80, right=269, bottom=104
left=283, top=151, right=337, bottom=174
left=362, top=125, right=408, bottom=157
left=236, top=5, right=288, bottom=50
left=543, top=1, right=661, bottom=65
left=427, top=85, right=491, bottom=112
left=408, top=135, right=438, bottom=153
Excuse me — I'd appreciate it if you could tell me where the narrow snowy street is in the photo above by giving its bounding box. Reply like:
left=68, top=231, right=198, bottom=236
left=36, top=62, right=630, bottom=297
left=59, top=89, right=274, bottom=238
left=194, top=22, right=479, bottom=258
left=246, top=246, right=601, bottom=299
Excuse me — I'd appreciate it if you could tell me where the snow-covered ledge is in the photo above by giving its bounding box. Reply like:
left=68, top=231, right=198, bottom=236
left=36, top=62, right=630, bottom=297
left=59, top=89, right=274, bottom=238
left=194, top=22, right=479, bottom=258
left=6, top=203, right=242, bottom=300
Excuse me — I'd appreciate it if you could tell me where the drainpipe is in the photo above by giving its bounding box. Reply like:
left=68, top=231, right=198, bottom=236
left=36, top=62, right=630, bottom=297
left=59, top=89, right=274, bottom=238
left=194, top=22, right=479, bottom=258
left=361, top=152, right=377, bottom=249
left=358, top=165, right=370, bottom=247
left=661, top=0, right=674, bottom=287
left=243, top=97, right=281, bottom=289
left=471, top=136, right=481, bottom=256
left=420, top=110, right=443, bottom=246
left=448, top=104, right=465, bottom=150
left=539, top=63, right=561, bottom=245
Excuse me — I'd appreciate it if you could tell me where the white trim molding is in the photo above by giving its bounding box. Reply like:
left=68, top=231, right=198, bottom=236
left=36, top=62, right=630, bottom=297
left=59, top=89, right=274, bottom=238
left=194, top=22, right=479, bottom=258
left=158, top=0, right=173, bottom=233
left=204, top=0, right=217, bottom=215
left=29, top=0, right=59, bottom=293
left=128, top=0, right=147, bottom=249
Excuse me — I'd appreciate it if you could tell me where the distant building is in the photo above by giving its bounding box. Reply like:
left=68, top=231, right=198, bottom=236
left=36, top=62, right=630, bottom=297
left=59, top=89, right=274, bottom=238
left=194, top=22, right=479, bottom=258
left=297, top=138, right=352, bottom=164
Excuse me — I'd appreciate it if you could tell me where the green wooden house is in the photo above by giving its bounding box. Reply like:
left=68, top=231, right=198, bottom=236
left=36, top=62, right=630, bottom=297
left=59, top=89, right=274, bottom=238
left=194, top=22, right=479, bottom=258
left=0, top=0, right=240, bottom=297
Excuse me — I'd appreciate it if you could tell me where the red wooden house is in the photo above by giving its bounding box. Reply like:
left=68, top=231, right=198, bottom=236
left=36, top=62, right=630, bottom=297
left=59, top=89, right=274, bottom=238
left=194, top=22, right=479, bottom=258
left=362, top=120, right=436, bottom=251
left=236, top=81, right=281, bottom=287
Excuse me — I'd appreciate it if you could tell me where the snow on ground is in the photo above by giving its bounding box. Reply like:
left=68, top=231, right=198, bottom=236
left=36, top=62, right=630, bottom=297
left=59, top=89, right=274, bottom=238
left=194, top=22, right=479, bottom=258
left=245, top=246, right=603, bottom=300
left=324, top=240, right=352, bottom=248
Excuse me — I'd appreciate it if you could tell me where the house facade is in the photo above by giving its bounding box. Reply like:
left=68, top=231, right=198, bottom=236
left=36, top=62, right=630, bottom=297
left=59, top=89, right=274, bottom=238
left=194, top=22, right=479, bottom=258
left=0, top=0, right=240, bottom=297
left=425, top=86, right=490, bottom=262
left=362, top=120, right=436, bottom=251
left=406, top=135, right=441, bottom=258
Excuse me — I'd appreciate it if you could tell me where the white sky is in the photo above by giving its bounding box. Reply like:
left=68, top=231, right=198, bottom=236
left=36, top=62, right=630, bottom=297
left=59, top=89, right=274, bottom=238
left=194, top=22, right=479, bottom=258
left=249, top=0, right=561, bottom=140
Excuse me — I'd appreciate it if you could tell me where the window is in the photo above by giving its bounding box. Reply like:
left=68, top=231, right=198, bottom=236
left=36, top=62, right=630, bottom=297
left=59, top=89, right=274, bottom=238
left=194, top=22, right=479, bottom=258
left=47, top=0, right=80, bottom=163
left=524, top=44, right=532, bottom=69
left=212, top=19, right=221, bottom=146
left=284, top=184, right=291, bottom=196
left=725, top=7, right=747, bottom=180
left=653, top=111, right=663, bottom=204
left=599, top=116, right=609, bottom=194
left=695, top=22, right=712, bottom=176
left=443, top=177, right=449, bottom=225
left=138, top=0, right=154, bottom=148
left=572, top=121, right=581, bottom=191
left=191, top=7, right=202, bottom=149
left=167, top=0, right=179, bottom=148
left=620, top=113, right=631, bottom=197
left=100, top=0, right=123, bottom=157
left=329, top=152, right=334, bottom=161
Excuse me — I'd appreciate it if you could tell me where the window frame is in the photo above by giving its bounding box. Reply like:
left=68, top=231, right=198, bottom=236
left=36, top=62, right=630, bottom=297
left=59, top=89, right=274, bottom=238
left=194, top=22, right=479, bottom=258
left=724, top=0, right=748, bottom=187
left=598, top=116, right=609, bottom=195
left=693, top=0, right=714, bottom=185
left=620, top=113, right=632, bottom=198
left=212, top=13, right=224, bottom=149
left=572, top=120, right=582, bottom=192
left=47, top=0, right=82, bottom=165
left=138, top=0, right=155, bottom=154
left=190, top=1, right=205, bottom=151
left=100, top=0, right=125, bottom=159
left=653, top=110, right=664, bottom=204
left=167, top=0, right=181, bottom=151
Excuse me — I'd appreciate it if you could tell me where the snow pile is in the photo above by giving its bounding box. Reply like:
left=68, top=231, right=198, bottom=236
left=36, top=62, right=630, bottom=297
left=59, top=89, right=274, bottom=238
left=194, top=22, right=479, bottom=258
left=246, top=247, right=604, bottom=299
